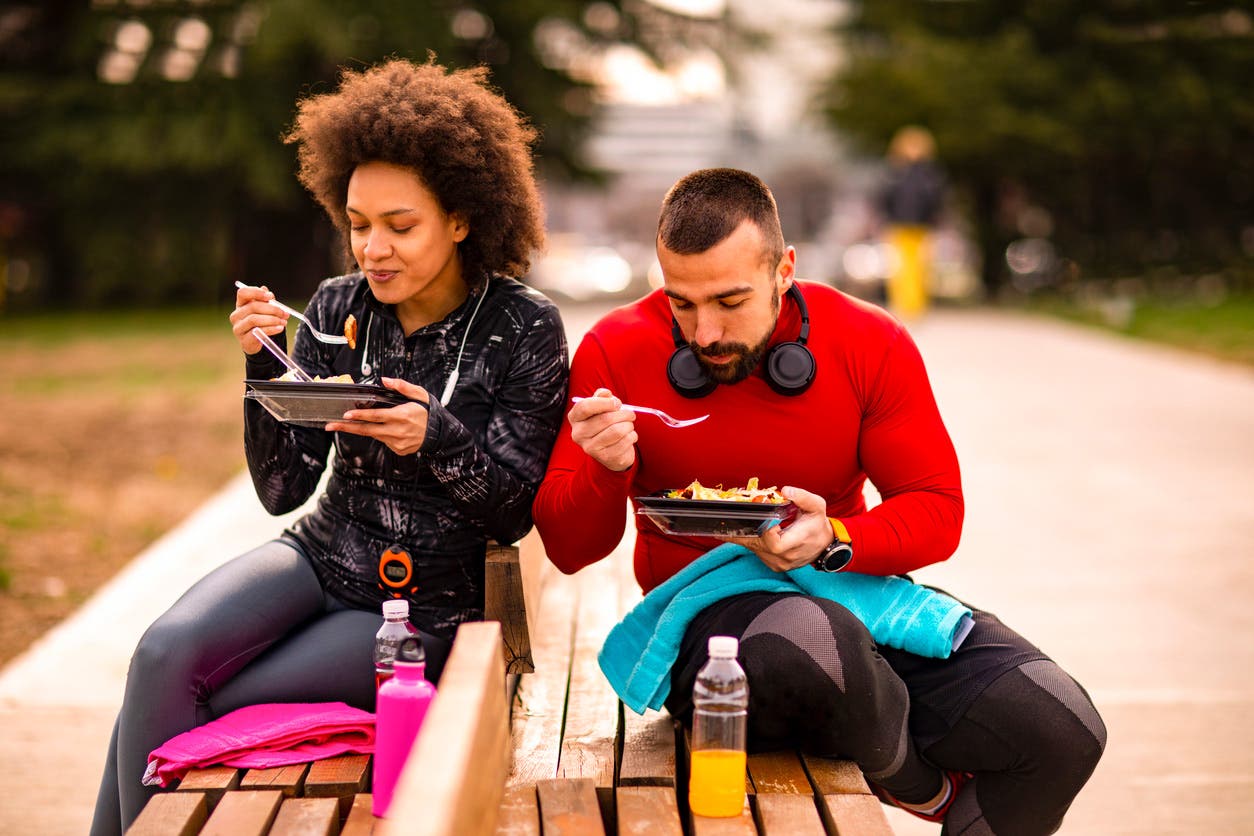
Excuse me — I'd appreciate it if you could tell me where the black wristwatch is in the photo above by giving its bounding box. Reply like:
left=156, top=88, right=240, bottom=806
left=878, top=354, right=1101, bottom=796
left=812, top=518, right=854, bottom=573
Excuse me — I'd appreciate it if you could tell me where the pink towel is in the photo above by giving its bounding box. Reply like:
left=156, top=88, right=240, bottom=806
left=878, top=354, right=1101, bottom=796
left=142, top=702, right=375, bottom=787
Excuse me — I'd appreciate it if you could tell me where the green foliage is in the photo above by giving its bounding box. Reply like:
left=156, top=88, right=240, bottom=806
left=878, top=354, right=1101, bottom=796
left=824, top=1, right=1254, bottom=289
left=0, top=0, right=628, bottom=310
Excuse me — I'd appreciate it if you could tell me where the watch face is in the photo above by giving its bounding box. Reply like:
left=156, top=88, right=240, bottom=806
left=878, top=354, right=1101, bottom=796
left=817, top=541, right=853, bottom=572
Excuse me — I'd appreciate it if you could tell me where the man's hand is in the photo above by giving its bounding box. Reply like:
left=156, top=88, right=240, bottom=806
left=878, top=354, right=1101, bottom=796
left=568, top=387, right=637, bottom=472
left=325, top=377, right=430, bottom=456
left=721, top=485, right=833, bottom=572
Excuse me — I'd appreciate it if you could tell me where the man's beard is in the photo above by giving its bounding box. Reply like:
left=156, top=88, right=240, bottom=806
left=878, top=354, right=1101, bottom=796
left=691, top=287, right=780, bottom=385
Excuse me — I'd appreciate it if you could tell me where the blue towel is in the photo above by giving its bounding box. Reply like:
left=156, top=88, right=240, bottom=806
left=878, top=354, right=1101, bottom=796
left=599, top=543, right=973, bottom=714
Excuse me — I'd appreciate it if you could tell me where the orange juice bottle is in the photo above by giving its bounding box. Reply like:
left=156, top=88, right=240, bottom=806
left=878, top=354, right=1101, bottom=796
left=689, top=636, right=748, bottom=817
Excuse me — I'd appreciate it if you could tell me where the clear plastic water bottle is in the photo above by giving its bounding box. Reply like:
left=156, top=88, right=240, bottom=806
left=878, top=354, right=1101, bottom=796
left=372, top=636, right=436, bottom=818
left=374, top=599, right=420, bottom=690
left=689, top=635, right=749, bottom=818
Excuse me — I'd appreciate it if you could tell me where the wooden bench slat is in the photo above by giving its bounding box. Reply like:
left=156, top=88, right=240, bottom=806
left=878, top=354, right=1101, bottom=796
left=689, top=804, right=757, bottom=835
left=270, top=797, right=342, bottom=836
left=507, top=572, right=579, bottom=786
left=820, top=794, right=896, bottom=836
left=381, top=620, right=510, bottom=836
left=240, top=762, right=309, bottom=797
left=486, top=532, right=547, bottom=675
left=800, top=754, right=873, bottom=796
left=199, top=789, right=284, bottom=836
left=616, top=786, right=682, bottom=836
left=747, top=751, right=811, bottom=795
left=305, top=754, right=370, bottom=796
left=339, top=794, right=376, bottom=836
left=557, top=560, right=621, bottom=794
left=175, top=766, right=241, bottom=807
left=536, top=778, right=606, bottom=835
left=619, top=709, right=677, bottom=787
left=753, top=793, right=827, bottom=835
left=494, top=785, right=541, bottom=836
left=125, top=790, right=209, bottom=836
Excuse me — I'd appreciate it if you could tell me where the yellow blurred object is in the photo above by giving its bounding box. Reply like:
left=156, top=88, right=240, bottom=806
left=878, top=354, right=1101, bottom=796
left=887, top=225, right=932, bottom=320
left=689, top=749, right=747, bottom=817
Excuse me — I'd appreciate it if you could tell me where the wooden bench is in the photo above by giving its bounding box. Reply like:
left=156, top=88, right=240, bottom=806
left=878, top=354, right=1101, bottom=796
left=130, top=532, right=897, bottom=834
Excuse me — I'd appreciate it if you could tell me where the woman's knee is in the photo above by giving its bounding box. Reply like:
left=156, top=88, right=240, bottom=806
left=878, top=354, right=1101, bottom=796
left=128, top=619, right=208, bottom=697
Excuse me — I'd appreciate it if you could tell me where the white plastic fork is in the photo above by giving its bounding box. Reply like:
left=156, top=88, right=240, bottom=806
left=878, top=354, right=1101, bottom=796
left=570, top=396, right=708, bottom=428
left=234, top=281, right=348, bottom=344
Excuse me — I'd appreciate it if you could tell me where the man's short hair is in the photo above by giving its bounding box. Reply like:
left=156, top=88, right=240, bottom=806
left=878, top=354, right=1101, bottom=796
left=657, top=168, right=785, bottom=270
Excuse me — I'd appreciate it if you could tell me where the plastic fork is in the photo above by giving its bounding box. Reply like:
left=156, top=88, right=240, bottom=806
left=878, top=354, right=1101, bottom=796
left=234, top=281, right=348, bottom=344
left=250, top=328, right=315, bottom=382
left=570, top=396, right=708, bottom=428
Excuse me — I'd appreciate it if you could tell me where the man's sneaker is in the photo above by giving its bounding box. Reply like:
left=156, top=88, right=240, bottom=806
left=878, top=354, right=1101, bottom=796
left=870, top=769, right=971, bottom=823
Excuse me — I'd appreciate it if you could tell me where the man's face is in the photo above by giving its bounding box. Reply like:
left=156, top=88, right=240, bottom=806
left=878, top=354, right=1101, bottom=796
left=658, top=219, right=795, bottom=386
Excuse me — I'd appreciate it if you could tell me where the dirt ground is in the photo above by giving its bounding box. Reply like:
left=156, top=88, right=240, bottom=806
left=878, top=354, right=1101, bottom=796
left=0, top=330, right=245, bottom=669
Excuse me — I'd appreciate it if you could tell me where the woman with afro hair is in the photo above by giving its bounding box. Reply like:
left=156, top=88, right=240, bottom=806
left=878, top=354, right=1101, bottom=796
left=91, top=59, right=569, bottom=834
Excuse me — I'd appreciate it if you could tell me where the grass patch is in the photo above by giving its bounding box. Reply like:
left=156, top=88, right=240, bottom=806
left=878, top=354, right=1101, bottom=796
left=1026, top=292, right=1254, bottom=367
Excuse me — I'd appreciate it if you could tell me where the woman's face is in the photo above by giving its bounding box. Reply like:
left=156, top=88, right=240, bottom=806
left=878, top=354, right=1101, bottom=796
left=346, top=161, right=469, bottom=314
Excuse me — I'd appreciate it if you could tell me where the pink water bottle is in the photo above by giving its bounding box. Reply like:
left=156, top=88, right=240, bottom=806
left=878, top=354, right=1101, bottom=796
left=372, top=636, right=436, bottom=817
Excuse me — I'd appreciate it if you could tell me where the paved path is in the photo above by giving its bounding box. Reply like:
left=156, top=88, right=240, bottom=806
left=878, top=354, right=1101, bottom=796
left=1, top=303, right=1251, bottom=834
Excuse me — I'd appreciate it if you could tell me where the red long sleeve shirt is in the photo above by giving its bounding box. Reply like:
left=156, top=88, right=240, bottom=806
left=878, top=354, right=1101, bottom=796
left=533, top=282, right=963, bottom=593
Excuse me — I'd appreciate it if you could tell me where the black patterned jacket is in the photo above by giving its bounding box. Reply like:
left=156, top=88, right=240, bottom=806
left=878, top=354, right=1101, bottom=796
left=243, top=272, right=569, bottom=638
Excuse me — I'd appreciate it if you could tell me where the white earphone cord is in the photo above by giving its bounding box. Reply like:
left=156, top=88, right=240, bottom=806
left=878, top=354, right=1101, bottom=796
left=439, top=283, right=489, bottom=407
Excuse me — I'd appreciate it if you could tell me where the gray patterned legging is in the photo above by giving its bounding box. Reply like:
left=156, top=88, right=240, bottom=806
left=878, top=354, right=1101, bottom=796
left=665, top=592, right=1106, bottom=835
left=89, top=539, right=451, bottom=836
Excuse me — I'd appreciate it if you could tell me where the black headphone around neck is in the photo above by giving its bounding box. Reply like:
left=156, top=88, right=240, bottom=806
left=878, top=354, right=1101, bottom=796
left=667, top=283, right=816, bottom=398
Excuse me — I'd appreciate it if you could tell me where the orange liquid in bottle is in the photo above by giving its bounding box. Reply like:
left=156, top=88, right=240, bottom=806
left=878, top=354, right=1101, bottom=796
left=689, top=749, right=747, bottom=817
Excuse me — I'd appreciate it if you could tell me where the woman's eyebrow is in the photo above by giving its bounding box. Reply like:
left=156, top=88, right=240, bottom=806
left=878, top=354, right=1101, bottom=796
left=345, top=206, right=416, bottom=217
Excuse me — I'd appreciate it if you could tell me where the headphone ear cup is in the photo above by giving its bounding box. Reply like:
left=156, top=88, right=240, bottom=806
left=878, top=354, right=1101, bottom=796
left=765, top=341, right=816, bottom=396
left=667, top=345, right=718, bottom=398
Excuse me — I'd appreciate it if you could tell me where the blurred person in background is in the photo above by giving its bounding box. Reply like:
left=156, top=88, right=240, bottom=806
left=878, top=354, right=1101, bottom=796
left=535, top=168, right=1105, bottom=833
left=91, top=59, right=568, bottom=834
left=880, top=125, right=947, bottom=320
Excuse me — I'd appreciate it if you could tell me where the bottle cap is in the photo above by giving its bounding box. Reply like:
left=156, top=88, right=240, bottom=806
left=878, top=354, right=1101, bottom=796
left=382, top=599, right=410, bottom=619
left=708, top=635, right=739, bottom=658
left=395, top=636, right=426, bottom=666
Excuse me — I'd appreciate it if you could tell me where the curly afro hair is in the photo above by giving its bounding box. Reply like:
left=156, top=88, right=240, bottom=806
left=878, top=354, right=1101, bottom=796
left=285, top=58, right=545, bottom=281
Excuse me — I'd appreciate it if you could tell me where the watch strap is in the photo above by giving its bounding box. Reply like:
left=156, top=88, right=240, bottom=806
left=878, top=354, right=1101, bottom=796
left=828, top=517, right=851, bottom=543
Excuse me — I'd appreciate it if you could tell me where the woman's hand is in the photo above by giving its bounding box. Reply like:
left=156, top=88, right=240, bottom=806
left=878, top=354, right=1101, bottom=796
left=567, top=387, right=637, bottom=472
left=229, top=284, right=289, bottom=355
left=325, top=377, right=431, bottom=456
left=720, top=486, right=833, bottom=572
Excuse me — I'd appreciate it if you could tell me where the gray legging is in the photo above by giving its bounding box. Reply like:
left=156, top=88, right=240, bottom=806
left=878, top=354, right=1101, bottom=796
left=89, top=539, right=451, bottom=836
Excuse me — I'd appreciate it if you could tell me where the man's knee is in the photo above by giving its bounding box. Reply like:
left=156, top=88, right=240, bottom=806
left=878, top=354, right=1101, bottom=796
left=986, top=660, right=1107, bottom=784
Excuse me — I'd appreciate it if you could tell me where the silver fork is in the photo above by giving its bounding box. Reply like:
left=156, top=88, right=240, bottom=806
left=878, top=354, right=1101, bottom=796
left=570, top=396, right=708, bottom=428
left=234, top=281, right=348, bottom=344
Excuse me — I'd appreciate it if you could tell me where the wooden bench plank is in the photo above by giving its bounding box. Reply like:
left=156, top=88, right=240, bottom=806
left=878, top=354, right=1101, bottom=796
left=619, top=708, right=677, bottom=787
left=747, top=751, right=811, bottom=795
left=305, top=754, right=370, bottom=818
left=270, top=797, right=342, bottom=836
left=616, top=786, right=682, bottom=836
left=200, top=789, right=284, bottom=836
left=240, top=762, right=309, bottom=797
left=753, top=793, right=826, bottom=835
left=340, top=794, right=376, bottom=836
left=820, top=794, right=896, bottom=836
left=506, top=573, right=578, bottom=786
left=536, top=778, right=606, bottom=835
left=800, top=754, right=873, bottom=796
left=125, top=791, right=209, bottom=836
left=382, top=620, right=510, bottom=836
left=175, top=766, right=241, bottom=807
left=557, top=559, right=621, bottom=794
left=690, top=805, right=757, bottom=835
left=494, top=784, right=541, bottom=836
left=486, top=532, right=548, bottom=675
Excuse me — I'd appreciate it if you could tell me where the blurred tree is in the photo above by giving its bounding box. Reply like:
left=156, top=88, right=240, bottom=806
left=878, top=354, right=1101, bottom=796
left=823, top=0, right=1254, bottom=295
left=0, top=0, right=641, bottom=309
